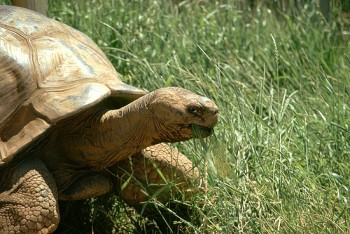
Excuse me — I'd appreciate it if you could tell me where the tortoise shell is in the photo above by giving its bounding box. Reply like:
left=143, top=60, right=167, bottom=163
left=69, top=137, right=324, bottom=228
left=0, top=6, right=146, bottom=163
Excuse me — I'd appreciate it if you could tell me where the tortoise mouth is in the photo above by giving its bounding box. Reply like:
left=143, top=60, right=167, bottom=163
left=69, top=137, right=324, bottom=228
left=189, top=124, right=214, bottom=137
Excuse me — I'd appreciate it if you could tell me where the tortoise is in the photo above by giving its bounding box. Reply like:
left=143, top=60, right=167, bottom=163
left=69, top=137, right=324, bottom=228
left=0, top=5, right=218, bottom=233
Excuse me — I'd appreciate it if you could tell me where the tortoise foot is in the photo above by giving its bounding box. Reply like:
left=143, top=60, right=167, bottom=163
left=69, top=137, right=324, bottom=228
left=0, top=158, right=59, bottom=233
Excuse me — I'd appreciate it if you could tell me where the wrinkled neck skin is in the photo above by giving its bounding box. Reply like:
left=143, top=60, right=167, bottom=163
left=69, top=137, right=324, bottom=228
left=60, top=93, right=166, bottom=170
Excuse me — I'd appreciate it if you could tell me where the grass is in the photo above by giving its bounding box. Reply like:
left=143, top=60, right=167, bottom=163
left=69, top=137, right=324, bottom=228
left=2, top=0, right=350, bottom=233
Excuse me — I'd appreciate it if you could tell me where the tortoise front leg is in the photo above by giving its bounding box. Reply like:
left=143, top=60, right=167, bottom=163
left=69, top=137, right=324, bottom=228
left=0, top=158, right=59, bottom=233
left=111, top=143, right=205, bottom=207
left=58, top=173, right=112, bottom=201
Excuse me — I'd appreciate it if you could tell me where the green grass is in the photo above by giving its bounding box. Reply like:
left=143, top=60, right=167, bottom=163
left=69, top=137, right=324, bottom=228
left=3, top=0, right=350, bottom=233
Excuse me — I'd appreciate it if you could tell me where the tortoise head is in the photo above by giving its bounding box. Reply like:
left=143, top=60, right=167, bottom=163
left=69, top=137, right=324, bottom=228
left=147, top=87, right=219, bottom=142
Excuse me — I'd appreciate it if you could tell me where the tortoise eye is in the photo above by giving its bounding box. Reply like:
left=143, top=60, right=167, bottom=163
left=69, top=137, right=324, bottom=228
left=187, top=106, right=200, bottom=116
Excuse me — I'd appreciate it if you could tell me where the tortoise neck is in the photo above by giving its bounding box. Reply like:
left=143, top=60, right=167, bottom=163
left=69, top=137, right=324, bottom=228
left=62, top=93, right=161, bottom=169
left=101, top=93, right=156, bottom=146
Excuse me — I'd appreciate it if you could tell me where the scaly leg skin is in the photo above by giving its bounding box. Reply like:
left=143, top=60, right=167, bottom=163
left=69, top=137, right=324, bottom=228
left=112, top=143, right=205, bottom=207
left=0, top=158, right=59, bottom=233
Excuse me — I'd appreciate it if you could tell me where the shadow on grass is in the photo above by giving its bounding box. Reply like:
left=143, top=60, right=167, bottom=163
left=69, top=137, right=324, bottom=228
left=55, top=195, right=201, bottom=234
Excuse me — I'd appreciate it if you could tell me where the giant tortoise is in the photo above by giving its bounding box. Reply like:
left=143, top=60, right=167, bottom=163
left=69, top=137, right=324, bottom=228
left=0, top=5, right=218, bottom=233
